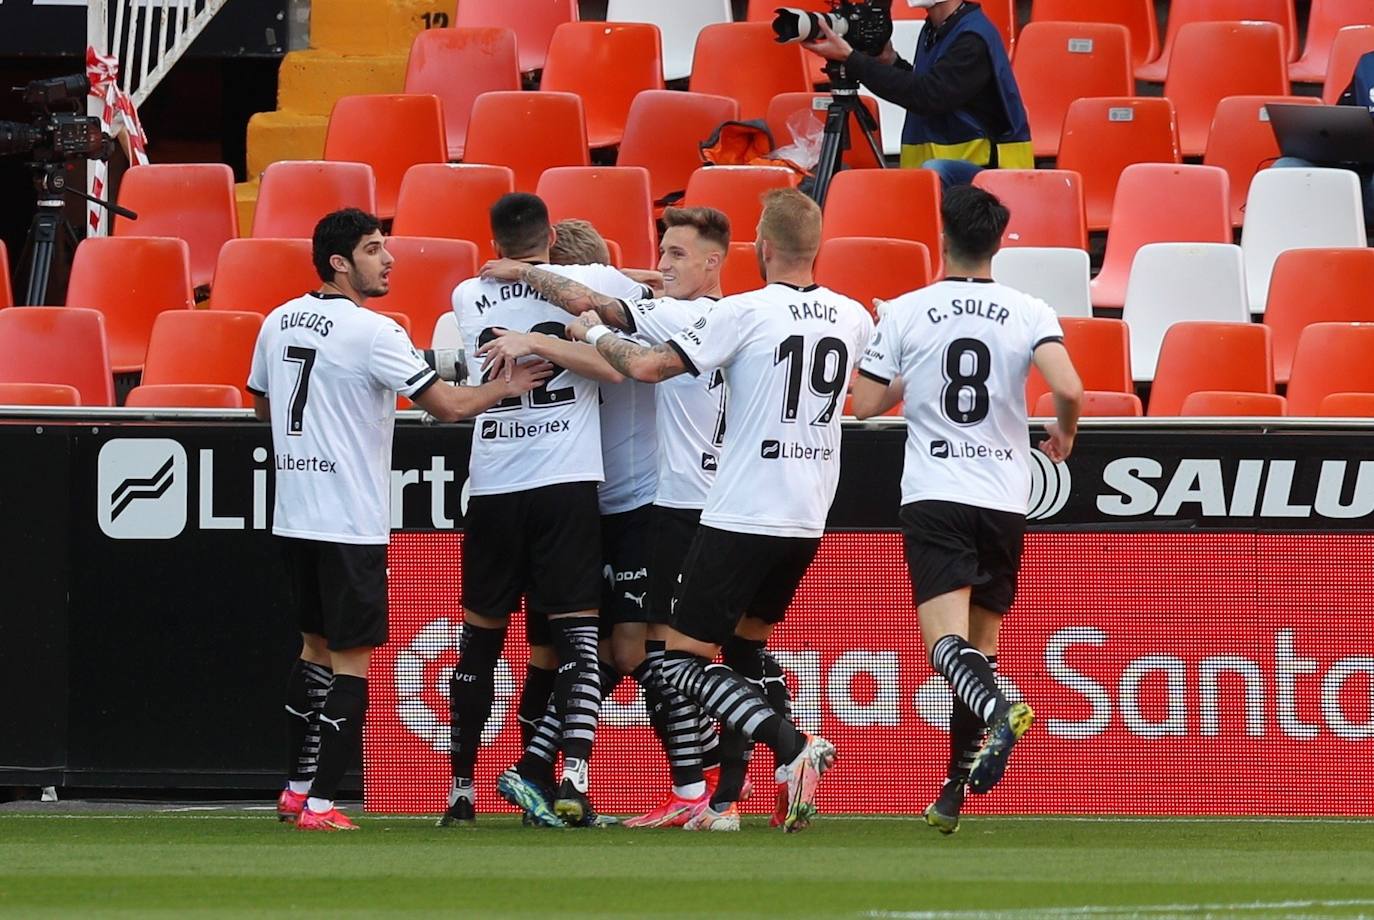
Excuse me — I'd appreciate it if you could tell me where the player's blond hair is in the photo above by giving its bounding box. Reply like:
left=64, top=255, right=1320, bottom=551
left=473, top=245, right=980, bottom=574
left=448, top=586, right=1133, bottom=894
left=550, top=219, right=611, bottom=266
left=757, top=188, right=822, bottom=263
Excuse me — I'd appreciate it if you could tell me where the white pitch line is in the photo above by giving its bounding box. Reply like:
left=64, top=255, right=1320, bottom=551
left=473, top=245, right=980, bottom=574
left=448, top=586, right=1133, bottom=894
left=864, top=900, right=1374, bottom=920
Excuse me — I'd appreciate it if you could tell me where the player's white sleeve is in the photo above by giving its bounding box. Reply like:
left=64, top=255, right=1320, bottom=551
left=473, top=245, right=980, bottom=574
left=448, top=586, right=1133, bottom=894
left=369, top=321, right=440, bottom=398
left=625, top=297, right=705, bottom=345
left=589, top=264, right=651, bottom=302
left=246, top=322, right=270, bottom=397
left=857, top=309, right=900, bottom=386
left=1029, top=297, right=1065, bottom=352
left=667, top=299, right=742, bottom=376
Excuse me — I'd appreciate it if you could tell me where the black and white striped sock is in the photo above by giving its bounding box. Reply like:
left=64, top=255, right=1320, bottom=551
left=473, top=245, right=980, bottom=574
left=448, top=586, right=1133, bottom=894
left=550, top=617, right=601, bottom=769
left=285, top=659, right=332, bottom=794
left=661, top=651, right=805, bottom=764
left=931, top=635, right=1007, bottom=726
left=948, top=655, right=996, bottom=784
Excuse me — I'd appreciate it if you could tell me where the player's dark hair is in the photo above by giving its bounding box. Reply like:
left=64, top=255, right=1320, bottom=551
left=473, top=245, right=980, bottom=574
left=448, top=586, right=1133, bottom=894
left=941, top=185, right=1010, bottom=264
left=490, top=192, right=552, bottom=259
left=662, top=206, right=732, bottom=251
left=312, top=207, right=383, bottom=283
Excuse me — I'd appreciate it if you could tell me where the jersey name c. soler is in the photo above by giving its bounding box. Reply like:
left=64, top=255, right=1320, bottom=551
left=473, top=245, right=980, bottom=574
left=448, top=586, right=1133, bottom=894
left=668, top=283, right=874, bottom=538
left=858, top=279, right=1064, bottom=514
left=624, top=295, right=725, bottom=511
left=453, top=263, right=646, bottom=496
left=247, top=292, right=439, bottom=544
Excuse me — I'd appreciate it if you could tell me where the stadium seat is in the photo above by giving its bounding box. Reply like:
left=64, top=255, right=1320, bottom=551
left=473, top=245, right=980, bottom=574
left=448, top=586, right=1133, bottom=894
left=1013, top=22, right=1133, bottom=158
left=690, top=23, right=811, bottom=121
left=464, top=91, right=590, bottom=192
left=141, top=310, right=263, bottom=404
left=684, top=166, right=800, bottom=243
left=251, top=161, right=376, bottom=239
left=618, top=91, right=740, bottom=211
left=432, top=312, right=461, bottom=350
left=721, top=241, right=762, bottom=295
left=542, top=23, right=664, bottom=149
left=1137, top=0, right=1298, bottom=83
left=1204, top=95, right=1322, bottom=227
left=1287, top=323, right=1374, bottom=415
left=1025, top=317, right=1133, bottom=412
left=65, top=237, right=194, bottom=374
left=1164, top=22, right=1289, bottom=157
left=537, top=167, right=658, bottom=269
left=113, top=164, right=238, bottom=289
left=1121, top=243, right=1249, bottom=382
left=602, top=239, right=624, bottom=268
left=380, top=311, right=413, bottom=336
left=858, top=20, right=926, bottom=157
left=1179, top=390, right=1288, bottom=416
left=0, top=382, right=81, bottom=407
left=814, top=238, right=932, bottom=316
left=608, top=0, right=732, bottom=81
left=1318, top=392, right=1374, bottom=416
left=323, top=94, right=447, bottom=219
left=1090, top=164, right=1232, bottom=310
left=991, top=247, right=1093, bottom=318
left=382, top=238, right=480, bottom=349
left=766, top=93, right=884, bottom=170
left=821, top=169, right=943, bottom=276
left=1264, top=248, right=1374, bottom=384
left=1030, top=0, right=1160, bottom=72
left=1241, top=168, right=1369, bottom=314
left=1323, top=25, right=1374, bottom=103
left=403, top=27, right=521, bottom=161
left=124, top=383, right=244, bottom=409
left=744, top=0, right=834, bottom=84
left=1057, top=97, right=1181, bottom=231
left=0, top=241, right=11, bottom=308
left=210, top=239, right=319, bottom=313
left=453, top=0, right=578, bottom=74
left=0, top=307, right=114, bottom=406
left=392, top=164, right=514, bottom=263
left=972, top=169, right=1088, bottom=250
left=1034, top=390, right=1143, bottom=417
left=1291, top=0, right=1374, bottom=82
left=1148, top=322, right=1274, bottom=416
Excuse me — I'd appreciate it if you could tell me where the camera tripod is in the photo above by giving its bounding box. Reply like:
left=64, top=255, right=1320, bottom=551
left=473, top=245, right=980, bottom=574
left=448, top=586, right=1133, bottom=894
left=19, top=160, right=135, bottom=306
left=809, top=60, right=886, bottom=207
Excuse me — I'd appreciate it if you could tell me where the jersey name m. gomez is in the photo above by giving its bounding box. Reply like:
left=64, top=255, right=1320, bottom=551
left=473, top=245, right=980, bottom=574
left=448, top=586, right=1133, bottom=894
left=452, top=263, right=646, bottom=496
left=858, top=278, right=1063, bottom=514
left=668, top=283, right=874, bottom=538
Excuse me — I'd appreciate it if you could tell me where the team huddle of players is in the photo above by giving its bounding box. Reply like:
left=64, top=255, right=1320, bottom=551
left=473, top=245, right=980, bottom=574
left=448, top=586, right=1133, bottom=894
left=252, top=182, right=1082, bottom=834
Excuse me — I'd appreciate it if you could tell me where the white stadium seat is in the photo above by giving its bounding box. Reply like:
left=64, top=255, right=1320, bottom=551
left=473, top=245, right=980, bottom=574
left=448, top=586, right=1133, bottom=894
left=991, top=247, right=1093, bottom=317
left=432, top=312, right=462, bottom=350
left=607, top=0, right=733, bottom=81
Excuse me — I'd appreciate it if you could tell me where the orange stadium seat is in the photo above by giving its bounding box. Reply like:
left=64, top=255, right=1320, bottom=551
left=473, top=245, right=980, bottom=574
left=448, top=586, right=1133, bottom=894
left=404, top=28, right=521, bottom=161
left=972, top=169, right=1088, bottom=250
left=1147, top=322, right=1274, bottom=416
left=210, top=239, right=319, bottom=313
left=1179, top=390, right=1288, bottom=416
left=252, top=161, right=376, bottom=239
left=381, top=237, right=479, bottom=348
left=1034, top=390, right=1143, bottom=417
left=141, top=310, right=263, bottom=403
left=1318, top=392, right=1374, bottom=416
left=379, top=311, right=413, bottom=336
left=1265, top=248, right=1374, bottom=384
left=821, top=169, right=944, bottom=275
left=537, top=167, right=658, bottom=269
left=113, top=164, right=238, bottom=289
left=767, top=93, right=884, bottom=170
left=1287, top=323, right=1374, bottom=415
left=0, top=382, right=81, bottom=406
left=1137, top=0, right=1297, bottom=82
left=464, top=91, right=590, bottom=192
left=0, top=241, right=11, bottom=308
left=1057, top=97, right=1180, bottom=231
left=1026, top=317, right=1133, bottom=412
left=1013, top=22, right=1133, bottom=158
left=324, top=94, right=447, bottom=219
left=721, top=241, right=762, bottom=295
left=684, top=166, right=799, bottom=243
left=618, top=91, right=740, bottom=211
left=454, top=0, right=578, bottom=74
left=542, top=22, right=664, bottom=149
left=65, top=237, right=193, bottom=374
left=1090, top=164, right=1232, bottom=309
left=392, top=164, right=514, bottom=263
left=0, top=307, right=114, bottom=406
left=691, top=23, right=811, bottom=121
left=1292, top=0, right=1374, bottom=82
left=814, top=237, right=932, bottom=316
left=1165, top=22, right=1289, bottom=157
left=1030, top=0, right=1160, bottom=71
left=125, top=383, right=243, bottom=409
left=1204, top=95, right=1321, bottom=226
left=1324, top=26, right=1374, bottom=103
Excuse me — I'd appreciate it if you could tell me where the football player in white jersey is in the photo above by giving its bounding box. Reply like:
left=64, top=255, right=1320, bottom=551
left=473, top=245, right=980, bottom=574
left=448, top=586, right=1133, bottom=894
left=566, top=189, right=874, bottom=832
left=442, top=194, right=648, bottom=829
left=850, top=185, right=1082, bottom=834
left=249, top=209, right=549, bottom=832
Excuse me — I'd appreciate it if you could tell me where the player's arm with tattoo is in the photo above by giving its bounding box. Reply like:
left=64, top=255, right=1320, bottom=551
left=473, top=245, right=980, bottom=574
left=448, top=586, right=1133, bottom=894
left=478, top=258, right=634, bottom=329
left=566, top=312, right=687, bottom=383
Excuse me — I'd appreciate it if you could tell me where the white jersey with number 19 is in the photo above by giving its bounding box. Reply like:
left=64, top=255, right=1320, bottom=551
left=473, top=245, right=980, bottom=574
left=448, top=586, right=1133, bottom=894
left=668, top=282, right=873, bottom=538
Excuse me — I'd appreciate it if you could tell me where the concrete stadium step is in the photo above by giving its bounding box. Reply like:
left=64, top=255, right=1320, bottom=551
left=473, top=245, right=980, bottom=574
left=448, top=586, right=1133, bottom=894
left=245, top=110, right=328, bottom=178
left=234, top=180, right=260, bottom=238
left=310, top=0, right=454, bottom=56
left=276, top=49, right=408, bottom=116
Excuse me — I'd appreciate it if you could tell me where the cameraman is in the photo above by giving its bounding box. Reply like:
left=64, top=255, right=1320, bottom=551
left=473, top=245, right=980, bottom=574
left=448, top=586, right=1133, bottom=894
left=804, top=1, right=1032, bottom=186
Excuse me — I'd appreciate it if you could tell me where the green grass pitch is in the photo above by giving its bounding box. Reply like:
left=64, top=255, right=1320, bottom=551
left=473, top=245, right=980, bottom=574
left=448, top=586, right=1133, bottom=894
left=2, top=812, right=1372, bottom=918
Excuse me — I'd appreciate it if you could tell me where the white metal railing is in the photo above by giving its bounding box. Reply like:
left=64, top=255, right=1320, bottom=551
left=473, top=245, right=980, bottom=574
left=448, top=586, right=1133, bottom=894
left=88, top=0, right=230, bottom=109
